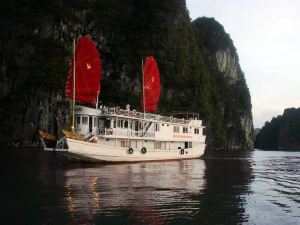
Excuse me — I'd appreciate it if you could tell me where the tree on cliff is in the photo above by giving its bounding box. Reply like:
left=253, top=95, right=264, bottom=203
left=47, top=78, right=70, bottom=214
left=255, top=108, right=300, bottom=150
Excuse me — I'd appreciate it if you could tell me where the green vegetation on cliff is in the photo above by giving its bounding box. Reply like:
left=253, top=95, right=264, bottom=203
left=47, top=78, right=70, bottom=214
left=255, top=108, right=300, bottom=150
left=0, top=0, right=253, bottom=149
left=193, top=17, right=253, bottom=149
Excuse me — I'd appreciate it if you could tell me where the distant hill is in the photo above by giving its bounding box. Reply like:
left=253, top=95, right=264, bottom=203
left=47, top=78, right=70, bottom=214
left=255, top=108, right=300, bottom=150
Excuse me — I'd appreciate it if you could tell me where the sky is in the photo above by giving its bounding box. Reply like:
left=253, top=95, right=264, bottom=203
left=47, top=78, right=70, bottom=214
left=186, top=0, right=300, bottom=128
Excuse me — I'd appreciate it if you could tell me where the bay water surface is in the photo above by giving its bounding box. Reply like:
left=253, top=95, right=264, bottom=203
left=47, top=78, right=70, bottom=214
left=0, top=148, right=299, bottom=225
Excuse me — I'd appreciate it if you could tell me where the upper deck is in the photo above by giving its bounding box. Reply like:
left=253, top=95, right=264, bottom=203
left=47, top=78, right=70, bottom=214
left=75, top=105, right=203, bottom=126
left=74, top=105, right=205, bottom=142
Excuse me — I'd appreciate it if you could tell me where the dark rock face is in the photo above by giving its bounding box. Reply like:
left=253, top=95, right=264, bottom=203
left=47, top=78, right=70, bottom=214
left=0, top=0, right=254, bottom=150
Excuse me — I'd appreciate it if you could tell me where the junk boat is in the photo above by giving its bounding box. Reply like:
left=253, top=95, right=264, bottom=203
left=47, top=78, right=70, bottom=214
left=40, top=35, right=206, bottom=162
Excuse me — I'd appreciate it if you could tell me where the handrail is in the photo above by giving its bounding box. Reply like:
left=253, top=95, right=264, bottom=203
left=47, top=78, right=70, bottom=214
left=97, top=127, right=155, bottom=138
left=85, top=132, right=93, bottom=139
left=56, top=136, right=67, bottom=149
left=99, top=107, right=195, bottom=124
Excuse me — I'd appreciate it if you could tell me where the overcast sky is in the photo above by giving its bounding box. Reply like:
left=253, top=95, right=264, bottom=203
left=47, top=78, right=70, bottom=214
left=186, top=0, right=300, bottom=128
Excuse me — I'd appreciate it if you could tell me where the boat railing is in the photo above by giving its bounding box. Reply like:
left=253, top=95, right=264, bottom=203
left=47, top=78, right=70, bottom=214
left=85, top=132, right=93, bottom=139
left=97, top=128, right=113, bottom=136
left=56, top=136, right=67, bottom=149
left=97, top=128, right=155, bottom=138
left=101, top=107, right=190, bottom=124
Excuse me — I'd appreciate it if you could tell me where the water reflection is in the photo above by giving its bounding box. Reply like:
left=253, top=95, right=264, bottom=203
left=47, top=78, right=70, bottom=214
left=196, top=151, right=253, bottom=225
left=4, top=149, right=300, bottom=225
left=60, top=153, right=253, bottom=225
left=62, top=160, right=206, bottom=224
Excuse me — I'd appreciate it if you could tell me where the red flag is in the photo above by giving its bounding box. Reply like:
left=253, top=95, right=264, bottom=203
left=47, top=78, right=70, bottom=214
left=65, top=36, right=101, bottom=105
left=143, top=56, right=160, bottom=112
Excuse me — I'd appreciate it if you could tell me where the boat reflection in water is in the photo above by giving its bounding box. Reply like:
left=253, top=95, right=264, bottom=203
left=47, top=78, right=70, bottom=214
left=63, top=160, right=206, bottom=224
left=62, top=152, right=253, bottom=225
left=1, top=149, right=254, bottom=225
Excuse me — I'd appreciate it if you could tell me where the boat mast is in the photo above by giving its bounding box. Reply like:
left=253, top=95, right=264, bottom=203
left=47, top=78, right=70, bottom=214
left=96, top=90, right=99, bottom=109
left=141, top=59, right=145, bottom=147
left=72, top=38, right=76, bottom=132
left=142, top=59, right=145, bottom=117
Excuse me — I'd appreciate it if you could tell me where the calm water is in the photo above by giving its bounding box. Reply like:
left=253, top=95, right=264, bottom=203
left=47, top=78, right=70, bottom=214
left=0, top=149, right=299, bottom=225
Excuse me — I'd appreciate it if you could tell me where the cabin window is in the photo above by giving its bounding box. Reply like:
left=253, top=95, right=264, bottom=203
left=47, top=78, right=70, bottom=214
left=93, top=118, right=98, bottom=127
left=183, top=127, right=188, bottom=133
left=184, top=142, right=192, bottom=148
left=173, top=126, right=180, bottom=133
left=155, top=124, right=160, bottom=132
left=105, top=119, right=110, bottom=128
left=155, top=142, right=161, bottom=149
left=117, top=120, right=122, bottom=128
left=203, top=128, right=206, bottom=135
left=194, top=128, right=199, bottom=134
left=120, top=140, right=128, bottom=148
left=134, top=121, right=138, bottom=131
left=82, top=116, right=88, bottom=125
left=113, top=120, right=116, bottom=128
left=124, top=121, right=128, bottom=128
left=76, top=116, right=81, bottom=125
left=98, top=119, right=104, bottom=127
left=185, top=142, right=188, bottom=148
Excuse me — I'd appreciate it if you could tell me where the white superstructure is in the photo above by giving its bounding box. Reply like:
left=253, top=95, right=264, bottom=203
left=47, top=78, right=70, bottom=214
left=50, top=105, right=206, bottom=162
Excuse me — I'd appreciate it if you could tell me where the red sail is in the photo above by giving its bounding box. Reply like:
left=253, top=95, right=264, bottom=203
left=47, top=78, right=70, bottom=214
left=65, top=36, right=101, bottom=105
left=143, top=56, right=160, bottom=112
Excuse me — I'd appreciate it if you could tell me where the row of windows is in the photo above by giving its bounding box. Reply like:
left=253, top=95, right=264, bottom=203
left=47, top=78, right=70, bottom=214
left=119, top=141, right=192, bottom=149
left=76, top=116, right=103, bottom=128
left=77, top=116, right=88, bottom=125
left=173, top=126, right=201, bottom=134
left=113, top=120, right=150, bottom=131
left=76, top=116, right=202, bottom=134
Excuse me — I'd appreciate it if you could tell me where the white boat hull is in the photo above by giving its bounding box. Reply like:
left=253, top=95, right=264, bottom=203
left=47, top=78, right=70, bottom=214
left=62, top=138, right=205, bottom=162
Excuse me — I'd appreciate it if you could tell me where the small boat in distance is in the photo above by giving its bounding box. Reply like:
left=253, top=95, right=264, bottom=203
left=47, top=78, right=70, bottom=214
left=40, top=35, right=206, bottom=162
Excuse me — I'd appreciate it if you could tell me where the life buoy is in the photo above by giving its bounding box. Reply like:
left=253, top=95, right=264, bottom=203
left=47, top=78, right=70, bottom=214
left=141, top=147, right=147, bottom=154
left=128, top=148, right=133, bottom=154
left=180, top=149, right=185, bottom=155
left=115, top=106, right=121, bottom=114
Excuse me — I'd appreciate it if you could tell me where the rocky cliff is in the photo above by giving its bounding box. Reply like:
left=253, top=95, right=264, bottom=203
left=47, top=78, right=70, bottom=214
left=0, top=0, right=254, bottom=149
left=193, top=17, right=254, bottom=150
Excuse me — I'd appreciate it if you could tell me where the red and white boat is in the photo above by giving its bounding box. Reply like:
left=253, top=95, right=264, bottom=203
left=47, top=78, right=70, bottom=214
left=40, top=35, right=206, bottom=162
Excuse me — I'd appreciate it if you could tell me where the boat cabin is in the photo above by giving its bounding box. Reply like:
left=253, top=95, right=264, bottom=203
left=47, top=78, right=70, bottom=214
left=74, top=106, right=205, bottom=149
